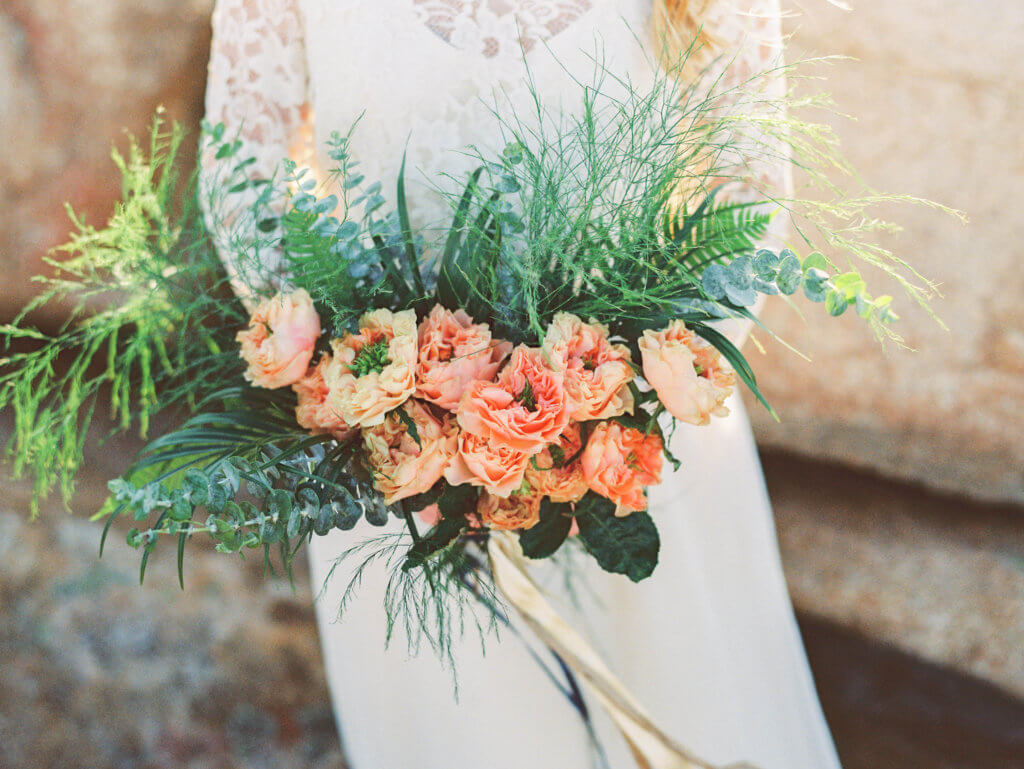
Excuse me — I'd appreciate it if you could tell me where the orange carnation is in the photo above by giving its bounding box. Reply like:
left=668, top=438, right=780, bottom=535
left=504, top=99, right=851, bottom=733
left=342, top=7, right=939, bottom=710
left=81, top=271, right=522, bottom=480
left=416, top=304, right=512, bottom=411
left=237, top=289, right=320, bottom=389
left=543, top=313, right=635, bottom=421
left=293, top=353, right=353, bottom=441
left=581, top=421, right=663, bottom=515
left=444, top=431, right=530, bottom=498
left=324, top=308, right=418, bottom=428
left=456, top=346, right=571, bottom=455
left=361, top=400, right=458, bottom=505
left=477, top=492, right=542, bottom=531
left=639, top=320, right=735, bottom=426
left=524, top=423, right=589, bottom=503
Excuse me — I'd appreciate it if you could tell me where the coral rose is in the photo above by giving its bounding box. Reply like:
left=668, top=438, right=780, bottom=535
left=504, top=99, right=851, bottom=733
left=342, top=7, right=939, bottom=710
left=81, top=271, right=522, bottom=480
left=293, top=353, right=353, bottom=441
left=457, top=346, right=571, bottom=455
left=639, top=320, right=736, bottom=426
left=477, top=492, right=542, bottom=531
left=416, top=305, right=512, bottom=411
left=543, top=313, right=635, bottom=421
left=361, top=400, right=458, bottom=505
left=324, top=308, right=418, bottom=428
left=444, top=432, right=530, bottom=498
left=237, top=289, right=320, bottom=389
left=581, top=421, right=663, bottom=515
left=524, top=423, right=589, bottom=503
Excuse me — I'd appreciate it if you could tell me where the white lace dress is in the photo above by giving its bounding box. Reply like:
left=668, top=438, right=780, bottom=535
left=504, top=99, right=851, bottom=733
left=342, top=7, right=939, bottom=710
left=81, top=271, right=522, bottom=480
left=202, top=2, right=843, bottom=768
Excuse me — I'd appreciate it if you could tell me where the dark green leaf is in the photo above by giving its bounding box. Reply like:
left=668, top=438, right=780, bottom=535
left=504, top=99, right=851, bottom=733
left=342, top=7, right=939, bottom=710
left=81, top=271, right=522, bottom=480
left=396, top=154, right=426, bottom=296
left=803, top=269, right=829, bottom=303
left=402, top=514, right=468, bottom=571
left=438, top=168, right=484, bottom=309
left=575, top=493, right=659, bottom=582
left=436, top=482, right=478, bottom=520
left=690, top=322, right=776, bottom=420
left=394, top=404, right=421, bottom=449
left=177, top=532, right=187, bottom=589
left=518, top=498, right=573, bottom=559
left=402, top=481, right=444, bottom=515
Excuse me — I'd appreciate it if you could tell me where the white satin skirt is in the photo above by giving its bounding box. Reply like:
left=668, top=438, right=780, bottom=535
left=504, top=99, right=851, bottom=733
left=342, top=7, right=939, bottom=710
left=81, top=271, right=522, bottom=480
left=308, top=395, right=842, bottom=769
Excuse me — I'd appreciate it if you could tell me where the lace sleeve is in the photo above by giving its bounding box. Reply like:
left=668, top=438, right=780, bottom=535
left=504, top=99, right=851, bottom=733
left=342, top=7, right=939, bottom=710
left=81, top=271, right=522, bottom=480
left=685, top=0, right=792, bottom=345
left=200, top=0, right=313, bottom=301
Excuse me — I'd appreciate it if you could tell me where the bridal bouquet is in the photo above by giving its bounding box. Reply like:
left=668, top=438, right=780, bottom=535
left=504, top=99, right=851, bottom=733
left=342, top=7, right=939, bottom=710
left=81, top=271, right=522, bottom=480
left=0, top=59, right=940, bottom=674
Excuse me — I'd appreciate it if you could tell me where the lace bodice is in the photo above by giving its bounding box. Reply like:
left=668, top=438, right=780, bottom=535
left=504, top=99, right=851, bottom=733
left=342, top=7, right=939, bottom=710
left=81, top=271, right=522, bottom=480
left=202, top=0, right=789, bottom=289
left=413, top=0, right=595, bottom=57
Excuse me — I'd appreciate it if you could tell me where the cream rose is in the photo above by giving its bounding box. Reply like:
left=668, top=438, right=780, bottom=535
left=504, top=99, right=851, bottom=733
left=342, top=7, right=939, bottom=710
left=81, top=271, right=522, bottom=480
left=639, top=320, right=735, bottom=426
left=237, top=289, right=321, bottom=389
left=324, top=308, right=418, bottom=428
left=293, top=353, right=353, bottom=441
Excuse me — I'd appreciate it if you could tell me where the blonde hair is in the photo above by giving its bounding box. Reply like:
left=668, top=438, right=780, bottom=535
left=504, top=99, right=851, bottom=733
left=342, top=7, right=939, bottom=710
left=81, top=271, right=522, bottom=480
left=651, top=0, right=718, bottom=68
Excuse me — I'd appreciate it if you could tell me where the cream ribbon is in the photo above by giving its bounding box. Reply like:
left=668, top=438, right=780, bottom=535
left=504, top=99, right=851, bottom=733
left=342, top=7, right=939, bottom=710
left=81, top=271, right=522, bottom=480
left=488, top=531, right=756, bottom=769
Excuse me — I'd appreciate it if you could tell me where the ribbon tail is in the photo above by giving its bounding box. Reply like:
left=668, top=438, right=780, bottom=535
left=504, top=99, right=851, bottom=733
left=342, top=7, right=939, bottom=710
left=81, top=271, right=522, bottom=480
left=487, top=531, right=727, bottom=769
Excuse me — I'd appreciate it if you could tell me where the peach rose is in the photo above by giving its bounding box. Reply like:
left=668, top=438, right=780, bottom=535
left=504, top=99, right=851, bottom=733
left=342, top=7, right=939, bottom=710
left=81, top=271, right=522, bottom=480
left=524, top=423, right=589, bottom=503
left=457, top=346, right=571, bottom=455
left=324, top=308, right=418, bottom=428
left=639, top=320, right=735, bottom=426
left=581, top=421, right=663, bottom=515
left=237, top=289, right=321, bottom=389
left=444, top=432, right=531, bottom=498
left=543, top=313, right=635, bottom=421
left=361, top=400, right=458, bottom=505
left=477, top=492, right=542, bottom=531
left=293, top=353, right=353, bottom=440
left=416, top=305, right=512, bottom=411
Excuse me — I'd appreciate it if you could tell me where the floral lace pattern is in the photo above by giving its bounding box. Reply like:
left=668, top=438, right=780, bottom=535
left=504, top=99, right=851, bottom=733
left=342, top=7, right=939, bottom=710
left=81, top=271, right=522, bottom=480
left=412, top=0, right=593, bottom=57
left=201, top=0, right=313, bottom=298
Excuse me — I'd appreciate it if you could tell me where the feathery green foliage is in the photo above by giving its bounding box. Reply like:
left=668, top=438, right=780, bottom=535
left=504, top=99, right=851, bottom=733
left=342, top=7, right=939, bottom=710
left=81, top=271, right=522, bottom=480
left=0, top=114, right=246, bottom=516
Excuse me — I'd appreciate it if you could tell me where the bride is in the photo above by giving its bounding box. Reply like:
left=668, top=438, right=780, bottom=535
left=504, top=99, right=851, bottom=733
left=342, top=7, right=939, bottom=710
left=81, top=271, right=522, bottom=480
left=202, top=1, right=843, bottom=768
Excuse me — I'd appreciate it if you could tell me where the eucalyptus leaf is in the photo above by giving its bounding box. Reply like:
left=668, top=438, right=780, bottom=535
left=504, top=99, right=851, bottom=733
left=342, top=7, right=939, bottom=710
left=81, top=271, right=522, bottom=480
left=803, top=269, right=829, bottom=303
left=801, top=251, right=828, bottom=274
left=776, top=253, right=802, bottom=295
left=701, top=263, right=729, bottom=300
left=826, top=290, right=849, bottom=316
left=753, top=249, right=780, bottom=280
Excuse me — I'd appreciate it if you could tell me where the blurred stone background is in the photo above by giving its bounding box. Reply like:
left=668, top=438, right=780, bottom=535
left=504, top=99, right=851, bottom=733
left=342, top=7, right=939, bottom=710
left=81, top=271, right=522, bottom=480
left=1, top=1, right=1022, bottom=768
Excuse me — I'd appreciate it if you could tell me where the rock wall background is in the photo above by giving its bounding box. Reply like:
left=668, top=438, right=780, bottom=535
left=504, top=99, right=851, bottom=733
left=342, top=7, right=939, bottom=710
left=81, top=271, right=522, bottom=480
left=0, top=0, right=213, bottom=319
left=750, top=1, right=1024, bottom=503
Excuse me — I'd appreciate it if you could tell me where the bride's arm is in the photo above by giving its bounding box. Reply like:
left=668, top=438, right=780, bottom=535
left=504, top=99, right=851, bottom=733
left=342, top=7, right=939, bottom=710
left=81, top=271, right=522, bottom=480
left=200, top=0, right=313, bottom=300
left=669, top=0, right=793, bottom=348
